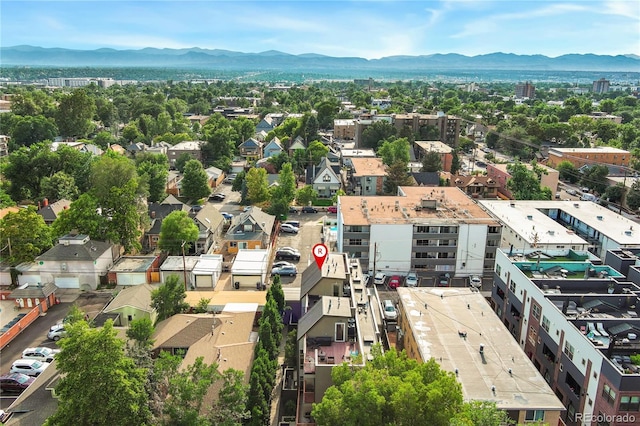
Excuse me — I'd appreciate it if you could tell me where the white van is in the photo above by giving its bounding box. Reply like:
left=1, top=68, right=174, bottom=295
left=580, top=193, right=596, bottom=202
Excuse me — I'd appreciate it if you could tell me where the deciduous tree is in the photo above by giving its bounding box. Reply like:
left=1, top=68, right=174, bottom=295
left=580, top=164, right=609, bottom=194
left=378, top=137, right=410, bottom=166
left=506, top=162, right=551, bottom=200
left=556, top=160, right=580, bottom=183
left=10, top=115, right=58, bottom=147
left=361, top=120, right=396, bottom=150
left=40, top=171, right=79, bottom=201
left=0, top=207, right=52, bottom=266
left=385, top=161, right=412, bottom=194
left=151, top=275, right=189, bottom=323
left=51, top=193, right=108, bottom=241
left=296, top=185, right=318, bottom=206
left=158, top=210, right=199, bottom=255
left=245, top=167, right=270, bottom=205
left=209, top=369, right=250, bottom=426
left=55, top=89, right=97, bottom=138
left=181, top=160, right=211, bottom=202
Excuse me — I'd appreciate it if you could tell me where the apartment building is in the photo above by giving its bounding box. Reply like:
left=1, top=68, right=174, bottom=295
left=166, top=140, right=204, bottom=167
left=547, top=147, right=630, bottom=169
left=345, top=157, right=386, bottom=196
left=414, top=140, right=453, bottom=172
left=392, top=113, right=461, bottom=147
left=487, top=163, right=559, bottom=199
left=593, top=78, right=610, bottom=94
left=515, top=81, right=536, bottom=99
left=333, top=119, right=356, bottom=139
left=337, top=187, right=501, bottom=283
left=479, top=200, right=640, bottom=259
left=490, top=248, right=640, bottom=426
left=296, top=253, right=383, bottom=424
left=397, top=287, right=564, bottom=425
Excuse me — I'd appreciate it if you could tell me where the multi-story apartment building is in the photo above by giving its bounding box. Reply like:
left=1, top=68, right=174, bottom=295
left=345, top=157, right=386, bottom=196
left=479, top=200, right=640, bottom=259
left=333, top=119, right=356, bottom=139
left=166, top=140, right=204, bottom=167
left=593, top=78, right=611, bottom=94
left=547, top=147, right=630, bottom=169
left=392, top=113, right=461, bottom=147
left=487, top=163, right=559, bottom=199
left=515, top=81, right=536, bottom=99
left=296, top=253, right=383, bottom=424
left=337, top=187, right=501, bottom=283
left=397, top=286, right=565, bottom=425
left=0, top=135, right=9, bottom=157
left=414, top=140, right=453, bottom=172
left=490, top=248, right=640, bottom=426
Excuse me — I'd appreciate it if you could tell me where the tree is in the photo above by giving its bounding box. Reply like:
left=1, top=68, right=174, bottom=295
left=304, top=114, right=319, bottom=142
left=174, top=153, right=193, bottom=173
left=312, top=348, right=463, bottom=426
left=90, top=151, right=140, bottom=202
left=209, top=369, right=250, bottom=426
left=451, top=400, right=514, bottom=426
left=269, top=163, right=297, bottom=218
left=245, top=167, right=270, bottom=204
left=306, top=141, right=329, bottom=166
left=181, top=160, right=211, bottom=201
left=627, top=181, right=640, bottom=211
left=51, top=193, right=108, bottom=241
left=361, top=121, right=396, bottom=149
left=137, top=157, right=169, bottom=203
left=55, top=89, right=97, bottom=138
left=0, top=189, right=15, bottom=208
left=126, top=317, right=155, bottom=349
left=0, top=207, right=52, bottom=266
left=506, top=162, right=551, bottom=200
left=603, top=183, right=626, bottom=204
left=421, top=151, right=442, bottom=172
left=378, top=137, right=410, bottom=166
left=296, top=185, right=318, bottom=206
left=10, top=115, right=58, bottom=147
left=40, top=171, right=79, bottom=201
left=450, top=151, right=461, bottom=175
left=580, top=164, right=609, bottom=194
left=158, top=210, right=199, bottom=255
left=151, top=275, right=189, bottom=323
left=384, top=161, right=412, bottom=194
left=102, top=179, right=145, bottom=253
left=44, top=321, right=151, bottom=426
left=556, top=160, right=580, bottom=183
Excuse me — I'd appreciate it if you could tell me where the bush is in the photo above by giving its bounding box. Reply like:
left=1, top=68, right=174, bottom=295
left=313, top=199, right=333, bottom=206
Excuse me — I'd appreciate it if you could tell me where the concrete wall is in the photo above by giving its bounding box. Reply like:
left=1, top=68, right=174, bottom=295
left=368, top=224, right=412, bottom=274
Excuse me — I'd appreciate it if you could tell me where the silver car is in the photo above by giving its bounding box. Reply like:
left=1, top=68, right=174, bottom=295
left=10, top=359, right=50, bottom=377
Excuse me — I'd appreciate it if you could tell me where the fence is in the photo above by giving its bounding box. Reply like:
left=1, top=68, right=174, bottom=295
left=0, top=305, right=42, bottom=350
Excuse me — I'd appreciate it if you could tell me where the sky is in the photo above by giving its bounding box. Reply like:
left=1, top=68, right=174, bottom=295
left=2, top=1, right=639, bottom=59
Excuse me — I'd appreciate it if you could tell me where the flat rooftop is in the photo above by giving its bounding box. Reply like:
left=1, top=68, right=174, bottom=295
left=480, top=200, right=639, bottom=246
left=397, top=287, right=564, bottom=411
left=550, top=147, right=629, bottom=154
left=415, top=140, right=452, bottom=154
left=350, top=157, right=386, bottom=177
left=111, top=256, right=156, bottom=272
left=339, top=186, right=497, bottom=226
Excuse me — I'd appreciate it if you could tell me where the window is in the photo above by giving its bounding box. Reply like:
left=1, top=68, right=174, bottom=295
left=415, top=252, right=437, bottom=259
left=230, top=242, right=238, bottom=247
left=620, top=396, right=640, bottom=411
left=532, top=304, right=541, bottom=320
left=487, top=240, right=498, bottom=247
left=347, top=226, right=363, bottom=233
left=335, top=323, right=345, bottom=342
left=541, top=316, right=550, bottom=332
left=416, top=239, right=430, bottom=246
left=489, top=226, right=500, bottom=234
left=525, top=410, right=544, bottom=421
left=415, top=225, right=429, bottom=233
left=496, top=264, right=501, bottom=275
left=602, top=384, right=616, bottom=405
left=441, top=226, right=457, bottom=234
left=485, top=252, right=495, bottom=259
left=323, top=174, right=331, bottom=182
left=509, top=280, right=516, bottom=293
left=438, top=252, right=455, bottom=259
left=563, top=341, right=574, bottom=360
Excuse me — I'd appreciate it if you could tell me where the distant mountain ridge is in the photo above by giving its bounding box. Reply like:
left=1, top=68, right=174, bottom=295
left=1, top=45, right=639, bottom=72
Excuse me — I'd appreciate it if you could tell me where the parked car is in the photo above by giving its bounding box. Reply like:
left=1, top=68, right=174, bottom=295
left=10, top=359, right=49, bottom=377
left=388, top=275, right=401, bottom=289
left=223, top=173, right=237, bottom=183
left=566, top=188, right=578, bottom=196
left=438, top=274, right=450, bottom=287
left=208, top=193, right=226, bottom=202
left=275, top=248, right=300, bottom=261
left=243, top=206, right=252, bottom=212
left=280, top=223, right=299, bottom=234
left=382, top=300, right=398, bottom=321
left=475, top=161, right=487, bottom=168
left=470, top=275, right=482, bottom=288
left=373, top=272, right=386, bottom=285
left=273, top=261, right=295, bottom=269
left=405, top=272, right=418, bottom=287
left=288, top=206, right=298, bottom=214
left=301, top=206, right=318, bottom=213
left=22, top=347, right=60, bottom=363
left=221, top=212, right=234, bottom=221
left=271, top=265, right=297, bottom=277
left=284, top=220, right=300, bottom=228
left=482, top=147, right=492, bottom=153
left=327, top=206, right=338, bottom=214
left=0, top=373, right=35, bottom=394
left=47, top=323, right=67, bottom=341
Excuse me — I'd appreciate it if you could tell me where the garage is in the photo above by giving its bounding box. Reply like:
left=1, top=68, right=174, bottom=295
left=54, top=276, right=79, bottom=288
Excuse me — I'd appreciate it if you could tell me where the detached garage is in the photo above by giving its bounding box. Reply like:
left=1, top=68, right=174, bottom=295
left=54, top=276, right=79, bottom=289
left=231, top=249, right=269, bottom=290
left=192, top=254, right=223, bottom=289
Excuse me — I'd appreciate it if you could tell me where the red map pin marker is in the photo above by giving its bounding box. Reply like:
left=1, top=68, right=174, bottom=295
left=312, top=243, right=328, bottom=269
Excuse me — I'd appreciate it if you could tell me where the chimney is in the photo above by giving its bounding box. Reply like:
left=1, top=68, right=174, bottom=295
left=43, top=198, right=49, bottom=207
left=151, top=211, right=156, bottom=219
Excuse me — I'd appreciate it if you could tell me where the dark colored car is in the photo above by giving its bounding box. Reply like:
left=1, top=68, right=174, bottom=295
left=301, top=206, right=318, bottom=213
left=275, top=248, right=301, bottom=261
left=0, top=373, right=35, bottom=394
left=208, top=193, right=226, bottom=202
left=289, top=206, right=298, bottom=214
left=271, top=265, right=297, bottom=277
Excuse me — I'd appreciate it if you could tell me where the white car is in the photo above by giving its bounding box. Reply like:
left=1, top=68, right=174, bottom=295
left=272, top=261, right=295, bottom=269
left=47, top=323, right=67, bottom=341
left=280, top=223, right=299, bottom=234
left=10, top=359, right=50, bottom=377
left=405, top=272, right=418, bottom=287
left=470, top=275, right=482, bottom=288
left=22, top=347, right=60, bottom=363
left=373, top=272, right=386, bottom=285
left=383, top=300, right=398, bottom=321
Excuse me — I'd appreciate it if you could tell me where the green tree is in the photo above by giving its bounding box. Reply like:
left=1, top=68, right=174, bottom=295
left=315, top=99, right=339, bottom=129
left=603, top=183, right=626, bottom=204
left=181, top=160, right=211, bottom=201
left=306, top=141, right=329, bottom=165
left=580, top=164, right=609, bottom=194
left=158, top=210, right=199, bottom=255
left=0, top=189, right=16, bottom=208
left=450, top=400, right=514, bottom=426
left=304, top=114, right=319, bottom=142
left=296, top=185, right=318, bottom=206
left=137, top=158, right=169, bottom=203
left=10, top=115, right=58, bottom=147
left=385, top=161, right=413, bottom=194
left=245, top=167, right=270, bottom=204
left=151, top=275, right=189, bottom=323
left=0, top=207, right=52, bottom=266
left=90, top=151, right=140, bottom=202
left=209, top=369, right=250, bottom=426
left=284, top=329, right=298, bottom=368
left=40, top=171, right=79, bottom=201
left=126, top=317, right=155, bottom=349
left=55, top=89, right=97, bottom=138
left=174, top=153, right=193, bottom=173
left=506, top=162, right=551, bottom=200
left=102, top=179, right=145, bottom=253
left=51, top=193, right=108, bottom=241
left=269, top=162, right=297, bottom=218
left=556, top=160, right=580, bottom=183
left=361, top=120, right=397, bottom=149
left=45, top=321, right=151, bottom=426
left=626, top=181, right=640, bottom=211
left=421, top=151, right=442, bottom=172
left=312, top=348, right=463, bottom=426
left=378, top=137, right=410, bottom=166
left=450, top=151, right=461, bottom=175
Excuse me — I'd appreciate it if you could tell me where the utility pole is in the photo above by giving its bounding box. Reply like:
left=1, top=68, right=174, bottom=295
left=372, top=242, right=378, bottom=280
left=181, top=241, right=188, bottom=291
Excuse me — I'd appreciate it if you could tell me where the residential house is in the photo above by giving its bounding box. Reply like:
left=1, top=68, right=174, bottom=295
left=144, top=199, right=188, bottom=251
left=452, top=175, right=500, bottom=199
left=306, top=157, right=341, bottom=199
left=19, top=234, right=115, bottom=290
left=414, top=141, right=453, bottom=172
left=102, top=283, right=157, bottom=327
left=36, top=199, right=71, bottom=226
left=225, top=207, right=275, bottom=254
left=255, top=116, right=275, bottom=133
left=487, top=163, right=559, bottom=199
left=204, top=166, right=224, bottom=189
left=165, top=170, right=181, bottom=196
left=288, top=136, right=306, bottom=157
left=9, top=282, right=58, bottom=311
left=410, top=172, right=441, bottom=187
left=254, top=130, right=268, bottom=142
left=346, top=157, right=386, bottom=196
left=230, top=157, right=248, bottom=174
left=263, top=137, right=284, bottom=158
left=125, top=142, right=148, bottom=156
left=107, top=255, right=162, bottom=286
left=397, top=287, right=564, bottom=425
left=238, top=138, right=263, bottom=162
left=167, top=140, right=204, bottom=167
left=192, top=204, right=226, bottom=254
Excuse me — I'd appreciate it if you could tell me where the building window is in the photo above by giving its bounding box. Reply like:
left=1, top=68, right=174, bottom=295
left=230, top=242, right=238, bottom=247
left=415, top=252, right=437, bottom=259
left=509, top=280, right=516, bottom=293
left=489, top=226, right=500, bottom=234
left=416, top=239, right=430, bottom=246
left=323, top=174, right=331, bottom=182
left=415, top=225, right=429, bottom=233
left=487, top=240, right=498, bottom=247
left=525, top=410, right=544, bottom=421
left=496, top=264, right=501, bottom=275
left=541, top=316, right=550, bottom=332
left=601, top=384, right=616, bottom=405
left=485, top=252, right=495, bottom=259
left=347, top=226, right=363, bottom=233
left=532, top=304, right=541, bottom=320
left=335, top=323, right=345, bottom=342
left=563, top=341, right=574, bottom=360
left=441, top=226, right=457, bottom=234
left=438, top=252, right=455, bottom=259
left=620, top=396, right=640, bottom=411
left=348, top=239, right=362, bottom=246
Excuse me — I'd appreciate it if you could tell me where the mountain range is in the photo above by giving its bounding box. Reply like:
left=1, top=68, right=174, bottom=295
left=2, top=46, right=639, bottom=72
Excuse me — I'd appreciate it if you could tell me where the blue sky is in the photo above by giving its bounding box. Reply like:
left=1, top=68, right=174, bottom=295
left=2, top=1, right=639, bottom=59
